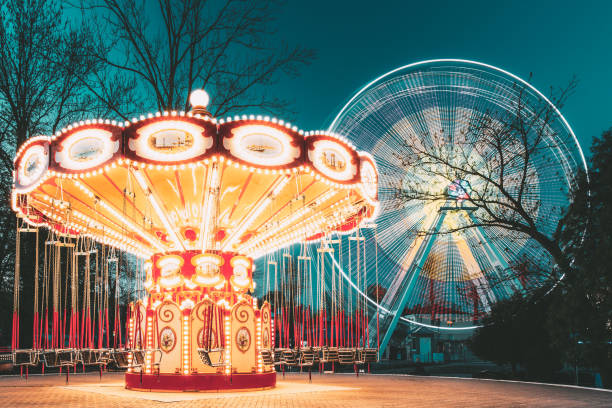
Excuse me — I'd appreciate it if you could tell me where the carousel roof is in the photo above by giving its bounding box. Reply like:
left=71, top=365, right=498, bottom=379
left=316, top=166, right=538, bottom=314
left=12, top=109, right=378, bottom=259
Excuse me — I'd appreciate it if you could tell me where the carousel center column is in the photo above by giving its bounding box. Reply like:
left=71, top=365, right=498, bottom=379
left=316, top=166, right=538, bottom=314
left=125, top=250, right=275, bottom=391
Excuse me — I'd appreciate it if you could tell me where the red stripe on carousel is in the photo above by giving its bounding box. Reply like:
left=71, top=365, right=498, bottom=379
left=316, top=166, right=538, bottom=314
left=11, top=311, right=18, bottom=349
left=356, top=310, right=360, bottom=348
left=51, top=310, right=56, bottom=348
left=227, top=172, right=253, bottom=221
left=125, top=371, right=276, bottom=391
left=98, top=308, right=103, bottom=349
left=174, top=170, right=186, bottom=208
left=305, top=306, right=310, bottom=346
left=32, top=312, right=38, bottom=349
left=114, top=307, right=122, bottom=348
left=105, top=307, right=110, bottom=348
left=43, top=310, right=49, bottom=349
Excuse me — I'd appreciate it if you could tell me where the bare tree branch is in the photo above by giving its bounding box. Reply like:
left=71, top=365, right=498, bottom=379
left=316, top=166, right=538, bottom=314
left=75, top=0, right=315, bottom=117
left=393, top=78, right=580, bottom=284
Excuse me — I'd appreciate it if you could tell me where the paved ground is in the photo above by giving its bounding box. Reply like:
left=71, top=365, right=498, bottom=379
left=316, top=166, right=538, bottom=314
left=0, top=371, right=610, bottom=407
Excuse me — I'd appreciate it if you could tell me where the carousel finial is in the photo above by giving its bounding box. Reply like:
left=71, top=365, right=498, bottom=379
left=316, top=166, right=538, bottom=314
left=189, top=88, right=211, bottom=116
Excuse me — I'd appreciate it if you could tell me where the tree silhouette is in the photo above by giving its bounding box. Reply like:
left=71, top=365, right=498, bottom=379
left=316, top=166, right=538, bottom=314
left=394, top=78, right=579, bottom=284
left=75, top=0, right=315, bottom=117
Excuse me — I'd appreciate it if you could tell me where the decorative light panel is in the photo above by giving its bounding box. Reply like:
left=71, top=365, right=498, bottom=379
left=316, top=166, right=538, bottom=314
left=16, top=143, right=49, bottom=190
left=307, top=137, right=358, bottom=182
left=12, top=114, right=378, bottom=259
left=54, top=128, right=120, bottom=170
left=128, top=119, right=214, bottom=162
left=192, top=253, right=225, bottom=287
left=359, top=156, right=378, bottom=200
left=223, top=124, right=300, bottom=166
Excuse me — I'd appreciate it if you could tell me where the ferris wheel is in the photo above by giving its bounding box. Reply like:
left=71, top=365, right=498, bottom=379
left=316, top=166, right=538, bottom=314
left=328, top=59, right=587, bottom=349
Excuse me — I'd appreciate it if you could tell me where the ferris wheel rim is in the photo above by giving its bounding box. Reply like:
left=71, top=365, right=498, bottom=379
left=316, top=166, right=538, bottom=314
left=327, top=59, right=588, bottom=331
left=329, top=58, right=588, bottom=175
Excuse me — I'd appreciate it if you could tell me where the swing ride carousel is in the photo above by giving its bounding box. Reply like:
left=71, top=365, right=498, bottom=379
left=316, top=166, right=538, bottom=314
left=10, top=89, right=379, bottom=391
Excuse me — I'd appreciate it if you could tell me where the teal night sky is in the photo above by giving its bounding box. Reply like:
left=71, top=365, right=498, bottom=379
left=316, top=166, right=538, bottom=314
left=270, top=0, right=612, bottom=156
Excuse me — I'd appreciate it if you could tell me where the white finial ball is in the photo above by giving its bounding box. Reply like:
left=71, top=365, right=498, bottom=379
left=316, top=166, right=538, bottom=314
left=189, top=89, right=209, bottom=108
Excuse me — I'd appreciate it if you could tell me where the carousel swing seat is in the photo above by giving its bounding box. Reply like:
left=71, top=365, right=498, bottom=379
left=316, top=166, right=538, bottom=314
left=111, top=349, right=160, bottom=370
left=320, top=346, right=339, bottom=363
left=259, top=349, right=275, bottom=366
left=42, top=349, right=81, bottom=368
left=131, top=349, right=146, bottom=367
left=338, top=348, right=356, bottom=364
left=298, top=347, right=317, bottom=368
left=356, top=348, right=378, bottom=364
left=147, top=349, right=163, bottom=372
left=312, top=346, right=322, bottom=363
left=131, top=349, right=162, bottom=372
left=111, top=349, right=131, bottom=368
left=12, top=349, right=39, bottom=366
left=197, top=348, right=225, bottom=367
left=273, top=348, right=288, bottom=367
left=80, top=348, right=111, bottom=366
left=281, top=349, right=299, bottom=366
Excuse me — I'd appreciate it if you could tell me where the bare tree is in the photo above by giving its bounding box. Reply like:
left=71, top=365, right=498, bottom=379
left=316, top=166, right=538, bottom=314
left=0, top=0, right=131, bottom=345
left=0, top=0, right=128, bottom=257
left=393, top=79, right=580, bottom=284
left=0, top=0, right=129, bottom=149
left=75, top=0, right=315, bottom=118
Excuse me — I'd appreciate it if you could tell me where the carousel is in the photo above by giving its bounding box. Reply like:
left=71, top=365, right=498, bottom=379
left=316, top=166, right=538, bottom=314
left=10, top=90, right=379, bottom=391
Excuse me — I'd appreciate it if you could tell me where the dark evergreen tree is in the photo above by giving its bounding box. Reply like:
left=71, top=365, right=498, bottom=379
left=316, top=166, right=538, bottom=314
left=469, top=286, right=562, bottom=380
left=549, top=128, right=612, bottom=387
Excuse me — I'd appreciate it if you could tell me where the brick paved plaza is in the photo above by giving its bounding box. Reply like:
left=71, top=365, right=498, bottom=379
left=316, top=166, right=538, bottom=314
left=0, top=371, right=610, bottom=407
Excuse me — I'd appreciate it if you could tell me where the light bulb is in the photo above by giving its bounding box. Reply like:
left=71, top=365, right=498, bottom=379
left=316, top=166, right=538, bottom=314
left=189, top=89, right=209, bottom=108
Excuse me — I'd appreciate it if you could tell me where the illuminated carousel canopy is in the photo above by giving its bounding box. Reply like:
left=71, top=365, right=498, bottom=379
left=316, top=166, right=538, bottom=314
left=12, top=107, right=379, bottom=260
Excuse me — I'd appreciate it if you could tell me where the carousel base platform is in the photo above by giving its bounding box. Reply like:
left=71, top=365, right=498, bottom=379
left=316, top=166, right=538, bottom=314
left=124, top=371, right=276, bottom=392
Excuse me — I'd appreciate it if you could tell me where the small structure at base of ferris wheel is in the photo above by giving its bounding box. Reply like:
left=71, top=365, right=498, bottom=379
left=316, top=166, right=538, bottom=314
left=11, top=89, right=379, bottom=391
